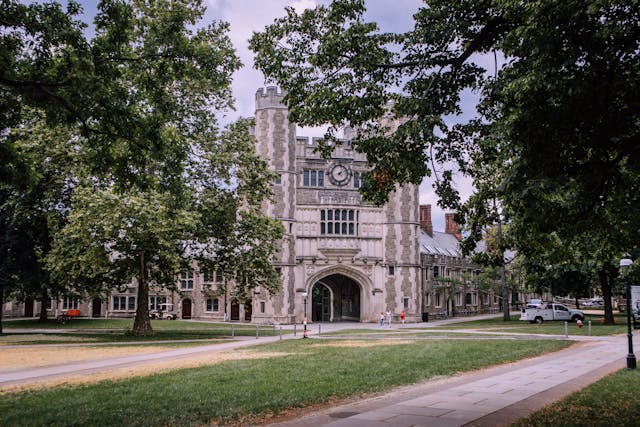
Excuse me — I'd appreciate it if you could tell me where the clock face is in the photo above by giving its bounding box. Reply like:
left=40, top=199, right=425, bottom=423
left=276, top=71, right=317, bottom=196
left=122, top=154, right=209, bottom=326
left=329, top=164, right=351, bottom=185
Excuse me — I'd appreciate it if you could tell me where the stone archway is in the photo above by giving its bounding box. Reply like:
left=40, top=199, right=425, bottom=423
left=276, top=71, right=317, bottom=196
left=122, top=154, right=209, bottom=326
left=309, top=271, right=364, bottom=322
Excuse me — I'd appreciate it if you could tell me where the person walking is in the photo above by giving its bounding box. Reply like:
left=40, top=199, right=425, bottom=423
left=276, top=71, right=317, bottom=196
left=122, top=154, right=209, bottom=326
left=400, top=310, right=405, bottom=326
left=386, top=309, right=392, bottom=327
left=379, top=312, right=385, bottom=327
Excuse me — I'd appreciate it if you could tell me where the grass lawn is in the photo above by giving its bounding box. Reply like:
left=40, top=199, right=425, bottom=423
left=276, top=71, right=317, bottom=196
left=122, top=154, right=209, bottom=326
left=1, top=319, right=288, bottom=344
left=513, top=368, right=640, bottom=427
left=433, top=315, right=629, bottom=336
left=0, top=338, right=572, bottom=426
left=322, top=329, right=480, bottom=338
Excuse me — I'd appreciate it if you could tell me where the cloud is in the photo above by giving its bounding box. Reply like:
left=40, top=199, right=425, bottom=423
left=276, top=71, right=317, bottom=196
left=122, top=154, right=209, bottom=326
left=290, top=0, right=317, bottom=14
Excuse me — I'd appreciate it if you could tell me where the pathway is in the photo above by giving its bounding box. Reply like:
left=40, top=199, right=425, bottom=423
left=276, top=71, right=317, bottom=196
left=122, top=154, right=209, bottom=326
left=268, top=334, right=631, bottom=426
left=1, top=316, right=634, bottom=426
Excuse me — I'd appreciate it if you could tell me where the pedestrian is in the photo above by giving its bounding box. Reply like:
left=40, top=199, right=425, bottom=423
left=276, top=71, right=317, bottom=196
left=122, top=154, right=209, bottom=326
left=379, top=312, right=385, bottom=327
left=386, top=309, right=392, bottom=327
left=400, top=310, right=405, bottom=326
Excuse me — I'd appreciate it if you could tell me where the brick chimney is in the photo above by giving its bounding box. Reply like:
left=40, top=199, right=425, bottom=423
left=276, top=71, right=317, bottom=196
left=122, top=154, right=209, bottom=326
left=445, top=213, right=461, bottom=240
left=419, top=205, right=433, bottom=237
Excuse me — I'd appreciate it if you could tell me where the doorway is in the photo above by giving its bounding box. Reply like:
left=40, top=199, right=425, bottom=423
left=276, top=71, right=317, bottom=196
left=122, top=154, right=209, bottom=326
left=312, top=283, right=331, bottom=321
left=92, top=298, right=102, bottom=318
left=244, top=300, right=252, bottom=321
left=230, top=300, right=240, bottom=320
left=181, top=299, right=192, bottom=319
left=24, top=297, right=34, bottom=317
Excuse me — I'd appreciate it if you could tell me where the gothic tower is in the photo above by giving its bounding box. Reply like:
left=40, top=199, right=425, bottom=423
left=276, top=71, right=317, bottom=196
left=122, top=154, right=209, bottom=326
left=254, top=87, right=297, bottom=323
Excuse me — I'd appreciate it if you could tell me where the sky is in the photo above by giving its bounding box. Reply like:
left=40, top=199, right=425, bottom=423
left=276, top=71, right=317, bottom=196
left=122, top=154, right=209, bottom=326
left=72, top=0, right=475, bottom=232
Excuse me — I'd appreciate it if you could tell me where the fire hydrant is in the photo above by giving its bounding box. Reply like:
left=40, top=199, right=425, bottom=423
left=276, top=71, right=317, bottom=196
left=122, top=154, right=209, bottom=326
left=577, top=319, right=583, bottom=328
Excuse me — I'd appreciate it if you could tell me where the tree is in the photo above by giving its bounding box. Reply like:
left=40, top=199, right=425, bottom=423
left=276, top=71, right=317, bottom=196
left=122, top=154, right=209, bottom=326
left=187, top=118, right=285, bottom=306
left=4, top=1, right=282, bottom=336
left=0, top=112, right=76, bottom=333
left=251, top=0, right=640, bottom=322
left=47, top=186, right=198, bottom=335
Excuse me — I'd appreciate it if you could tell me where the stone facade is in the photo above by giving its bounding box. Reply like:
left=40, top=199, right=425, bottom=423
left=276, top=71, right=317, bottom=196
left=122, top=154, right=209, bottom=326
left=419, top=204, right=505, bottom=318
left=253, top=87, right=422, bottom=324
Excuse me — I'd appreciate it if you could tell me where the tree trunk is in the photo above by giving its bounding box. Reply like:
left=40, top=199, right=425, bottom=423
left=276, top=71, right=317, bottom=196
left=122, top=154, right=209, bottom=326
left=132, top=251, right=153, bottom=336
left=0, top=284, right=4, bottom=335
left=575, top=296, right=580, bottom=309
left=598, top=263, right=615, bottom=325
left=497, top=219, right=510, bottom=321
left=501, top=266, right=510, bottom=321
left=38, top=294, right=48, bottom=322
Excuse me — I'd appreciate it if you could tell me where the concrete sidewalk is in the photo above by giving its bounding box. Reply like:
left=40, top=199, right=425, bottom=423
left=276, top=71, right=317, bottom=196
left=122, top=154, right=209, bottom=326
left=269, top=335, right=630, bottom=427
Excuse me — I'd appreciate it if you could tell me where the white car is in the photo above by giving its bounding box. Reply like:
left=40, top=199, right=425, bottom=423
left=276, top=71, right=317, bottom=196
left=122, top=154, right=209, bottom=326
left=156, top=303, right=178, bottom=320
left=583, top=298, right=604, bottom=308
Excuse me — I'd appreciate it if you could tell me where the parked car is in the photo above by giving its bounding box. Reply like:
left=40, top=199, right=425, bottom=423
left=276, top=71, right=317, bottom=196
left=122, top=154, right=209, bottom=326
left=583, top=298, right=604, bottom=308
left=155, top=303, right=177, bottom=320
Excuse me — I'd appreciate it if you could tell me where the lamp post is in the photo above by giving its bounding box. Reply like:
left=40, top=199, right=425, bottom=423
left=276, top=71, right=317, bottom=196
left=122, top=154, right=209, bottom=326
left=620, top=256, right=636, bottom=369
left=302, top=292, right=308, bottom=339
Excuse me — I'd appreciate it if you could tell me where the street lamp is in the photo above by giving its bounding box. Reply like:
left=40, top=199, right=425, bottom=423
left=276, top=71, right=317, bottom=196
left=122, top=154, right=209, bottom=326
left=620, top=256, right=636, bottom=369
left=302, top=292, right=308, bottom=339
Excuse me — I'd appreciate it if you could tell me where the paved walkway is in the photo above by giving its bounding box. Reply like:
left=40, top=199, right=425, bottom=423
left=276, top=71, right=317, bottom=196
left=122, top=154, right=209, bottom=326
left=270, top=335, right=630, bottom=427
left=1, top=316, right=634, bottom=426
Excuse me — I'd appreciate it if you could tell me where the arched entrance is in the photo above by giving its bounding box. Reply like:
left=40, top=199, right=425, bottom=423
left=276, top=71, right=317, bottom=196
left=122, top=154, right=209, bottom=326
left=181, top=299, right=192, bottom=319
left=311, top=274, right=360, bottom=322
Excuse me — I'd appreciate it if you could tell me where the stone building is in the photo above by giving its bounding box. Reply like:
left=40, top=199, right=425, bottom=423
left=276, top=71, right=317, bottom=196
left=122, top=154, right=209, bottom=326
left=418, top=205, right=501, bottom=318
left=252, top=87, right=422, bottom=324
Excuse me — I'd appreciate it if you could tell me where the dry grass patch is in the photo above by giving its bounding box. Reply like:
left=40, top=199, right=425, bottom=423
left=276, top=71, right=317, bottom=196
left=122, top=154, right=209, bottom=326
left=0, top=350, right=291, bottom=394
left=0, top=345, right=180, bottom=370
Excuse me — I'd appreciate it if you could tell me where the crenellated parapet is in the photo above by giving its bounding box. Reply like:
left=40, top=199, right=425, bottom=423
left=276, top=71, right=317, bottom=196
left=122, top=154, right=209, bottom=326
left=255, top=86, right=287, bottom=110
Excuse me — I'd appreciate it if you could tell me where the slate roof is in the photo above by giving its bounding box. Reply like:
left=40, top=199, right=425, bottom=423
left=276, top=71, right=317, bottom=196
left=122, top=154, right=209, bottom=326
left=419, top=229, right=515, bottom=263
left=419, top=229, right=462, bottom=257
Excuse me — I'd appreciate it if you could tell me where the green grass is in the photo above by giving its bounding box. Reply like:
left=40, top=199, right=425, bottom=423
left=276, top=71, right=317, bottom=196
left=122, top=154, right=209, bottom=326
left=434, top=315, right=629, bottom=336
left=513, top=368, right=640, bottom=427
left=0, top=338, right=572, bottom=426
left=322, top=329, right=479, bottom=337
left=1, top=318, right=288, bottom=343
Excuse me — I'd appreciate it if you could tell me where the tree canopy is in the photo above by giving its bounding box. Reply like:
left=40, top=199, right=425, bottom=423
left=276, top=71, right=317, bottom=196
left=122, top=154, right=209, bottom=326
left=251, top=0, right=640, bottom=306
left=2, top=0, right=283, bottom=335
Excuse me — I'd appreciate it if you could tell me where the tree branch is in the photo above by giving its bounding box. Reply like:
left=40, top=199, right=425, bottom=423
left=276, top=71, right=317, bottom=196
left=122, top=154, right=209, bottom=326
left=377, top=17, right=509, bottom=71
